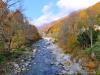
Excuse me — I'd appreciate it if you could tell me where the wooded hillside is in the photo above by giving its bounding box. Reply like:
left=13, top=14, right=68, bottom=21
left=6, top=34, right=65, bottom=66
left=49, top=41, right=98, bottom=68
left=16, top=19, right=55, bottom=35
left=43, top=2, right=100, bottom=72
left=0, top=0, right=41, bottom=64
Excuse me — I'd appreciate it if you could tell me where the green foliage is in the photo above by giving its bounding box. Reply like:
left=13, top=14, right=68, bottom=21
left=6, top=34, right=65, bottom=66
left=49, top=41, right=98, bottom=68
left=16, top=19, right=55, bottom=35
left=86, top=42, right=100, bottom=61
left=0, top=41, right=4, bottom=50
left=92, top=42, right=100, bottom=60
left=0, top=54, right=6, bottom=64
left=77, top=31, right=90, bottom=48
left=77, top=29, right=98, bottom=48
left=96, top=70, right=100, bottom=75
left=11, top=48, right=23, bottom=58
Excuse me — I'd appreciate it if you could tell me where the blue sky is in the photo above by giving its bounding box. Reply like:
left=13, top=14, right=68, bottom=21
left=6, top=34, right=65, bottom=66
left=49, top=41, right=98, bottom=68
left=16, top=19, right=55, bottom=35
left=24, top=0, right=57, bottom=19
left=23, top=0, right=100, bottom=27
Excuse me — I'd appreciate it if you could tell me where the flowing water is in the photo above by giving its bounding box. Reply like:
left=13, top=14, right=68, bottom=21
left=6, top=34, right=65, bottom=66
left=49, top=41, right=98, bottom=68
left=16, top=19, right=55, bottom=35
left=22, top=37, right=86, bottom=75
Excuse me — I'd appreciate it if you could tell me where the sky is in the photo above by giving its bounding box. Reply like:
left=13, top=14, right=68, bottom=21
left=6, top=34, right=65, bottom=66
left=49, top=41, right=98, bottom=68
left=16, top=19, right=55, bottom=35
left=23, top=0, right=100, bottom=27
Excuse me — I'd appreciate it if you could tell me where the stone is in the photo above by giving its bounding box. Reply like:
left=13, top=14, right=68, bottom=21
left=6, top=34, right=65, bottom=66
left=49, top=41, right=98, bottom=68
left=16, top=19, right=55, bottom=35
left=21, top=60, right=24, bottom=62
left=62, top=70, right=67, bottom=74
left=25, top=62, right=29, bottom=66
left=14, top=63, right=19, bottom=69
left=22, top=68, right=26, bottom=71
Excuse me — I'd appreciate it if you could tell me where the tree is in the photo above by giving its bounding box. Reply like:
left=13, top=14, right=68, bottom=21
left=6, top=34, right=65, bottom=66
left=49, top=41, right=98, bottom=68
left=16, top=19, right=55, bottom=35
left=95, top=14, right=100, bottom=25
left=77, top=29, right=98, bottom=48
left=10, top=30, right=26, bottom=49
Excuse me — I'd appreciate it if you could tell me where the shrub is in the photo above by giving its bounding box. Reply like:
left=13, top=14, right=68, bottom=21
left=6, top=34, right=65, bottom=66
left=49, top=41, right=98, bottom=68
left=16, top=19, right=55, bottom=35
left=0, top=54, right=6, bottom=64
left=10, top=48, right=25, bottom=58
left=92, top=42, right=100, bottom=60
left=0, top=42, right=4, bottom=51
left=86, top=42, right=100, bottom=61
left=77, top=29, right=98, bottom=48
left=96, top=70, right=100, bottom=75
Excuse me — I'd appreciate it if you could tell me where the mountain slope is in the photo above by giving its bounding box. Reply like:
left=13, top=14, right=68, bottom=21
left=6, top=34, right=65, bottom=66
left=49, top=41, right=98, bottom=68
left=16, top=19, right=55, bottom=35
left=44, top=2, right=100, bottom=37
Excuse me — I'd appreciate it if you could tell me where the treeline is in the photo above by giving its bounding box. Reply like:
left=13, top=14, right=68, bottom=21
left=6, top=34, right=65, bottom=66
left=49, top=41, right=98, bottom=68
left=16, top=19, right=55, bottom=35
left=0, top=0, right=41, bottom=63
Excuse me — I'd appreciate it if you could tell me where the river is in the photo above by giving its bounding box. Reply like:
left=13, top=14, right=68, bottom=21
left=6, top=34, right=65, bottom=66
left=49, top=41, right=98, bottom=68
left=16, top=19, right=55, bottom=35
left=21, top=37, right=86, bottom=75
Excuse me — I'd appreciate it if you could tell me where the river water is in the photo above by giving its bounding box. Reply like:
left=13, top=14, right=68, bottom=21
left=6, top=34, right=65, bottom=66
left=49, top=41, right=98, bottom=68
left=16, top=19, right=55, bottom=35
left=22, top=37, right=86, bottom=75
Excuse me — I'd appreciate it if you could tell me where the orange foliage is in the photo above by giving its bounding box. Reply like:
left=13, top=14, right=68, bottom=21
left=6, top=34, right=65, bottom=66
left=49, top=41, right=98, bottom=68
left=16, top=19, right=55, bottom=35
left=79, top=10, right=88, bottom=20
left=85, top=61, right=96, bottom=71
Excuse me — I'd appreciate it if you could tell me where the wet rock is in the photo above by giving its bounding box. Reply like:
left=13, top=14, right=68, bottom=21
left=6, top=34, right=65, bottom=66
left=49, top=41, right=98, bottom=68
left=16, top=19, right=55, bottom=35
left=61, top=70, right=67, bottom=74
left=24, top=63, right=28, bottom=66
left=50, top=62, right=55, bottom=65
left=14, top=63, right=19, bottom=69
left=22, top=67, right=26, bottom=71
left=21, top=60, right=24, bottom=63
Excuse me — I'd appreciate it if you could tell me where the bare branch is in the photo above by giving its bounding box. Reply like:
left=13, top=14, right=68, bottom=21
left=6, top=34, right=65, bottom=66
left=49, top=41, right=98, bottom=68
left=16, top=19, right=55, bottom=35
left=7, top=0, right=20, bottom=8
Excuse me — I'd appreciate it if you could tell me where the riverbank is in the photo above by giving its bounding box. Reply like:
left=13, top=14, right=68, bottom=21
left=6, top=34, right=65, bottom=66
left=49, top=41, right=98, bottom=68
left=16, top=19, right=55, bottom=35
left=0, top=43, right=38, bottom=75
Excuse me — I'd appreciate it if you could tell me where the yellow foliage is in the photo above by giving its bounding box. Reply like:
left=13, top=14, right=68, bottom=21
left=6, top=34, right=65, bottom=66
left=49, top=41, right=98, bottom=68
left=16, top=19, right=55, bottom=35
left=89, top=2, right=100, bottom=15
left=10, top=30, right=26, bottom=49
left=79, top=11, right=88, bottom=20
left=67, top=33, right=77, bottom=49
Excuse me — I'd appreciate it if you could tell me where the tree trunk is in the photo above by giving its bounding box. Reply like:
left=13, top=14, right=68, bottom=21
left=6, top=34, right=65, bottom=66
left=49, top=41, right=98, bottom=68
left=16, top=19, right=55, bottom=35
left=90, top=27, right=93, bottom=48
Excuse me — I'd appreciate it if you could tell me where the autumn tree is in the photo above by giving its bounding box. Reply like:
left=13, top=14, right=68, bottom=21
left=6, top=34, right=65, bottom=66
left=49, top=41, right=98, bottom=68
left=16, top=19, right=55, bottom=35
left=0, top=0, right=41, bottom=52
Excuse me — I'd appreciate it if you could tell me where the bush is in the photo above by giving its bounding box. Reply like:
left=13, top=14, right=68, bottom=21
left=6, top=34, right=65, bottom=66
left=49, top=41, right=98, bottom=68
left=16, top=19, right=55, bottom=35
left=96, top=70, right=100, bottom=75
left=0, top=42, right=4, bottom=51
left=10, top=48, right=25, bottom=58
left=86, top=42, right=100, bottom=61
left=77, top=29, right=98, bottom=48
left=0, top=54, right=6, bottom=64
left=92, top=42, right=100, bottom=60
left=10, top=30, right=26, bottom=49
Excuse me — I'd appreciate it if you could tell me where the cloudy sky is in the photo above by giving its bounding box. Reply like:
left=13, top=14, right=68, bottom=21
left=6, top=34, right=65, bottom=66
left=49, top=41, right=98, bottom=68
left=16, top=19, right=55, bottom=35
left=23, top=0, right=100, bottom=27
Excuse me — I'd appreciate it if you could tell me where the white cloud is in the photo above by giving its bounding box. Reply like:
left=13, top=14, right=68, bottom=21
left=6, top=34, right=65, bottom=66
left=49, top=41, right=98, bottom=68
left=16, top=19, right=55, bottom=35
left=33, top=0, right=100, bottom=27
left=33, top=14, right=54, bottom=26
left=33, top=13, right=61, bottom=27
left=57, top=0, right=100, bottom=10
left=42, top=3, right=52, bottom=14
left=33, top=3, right=60, bottom=27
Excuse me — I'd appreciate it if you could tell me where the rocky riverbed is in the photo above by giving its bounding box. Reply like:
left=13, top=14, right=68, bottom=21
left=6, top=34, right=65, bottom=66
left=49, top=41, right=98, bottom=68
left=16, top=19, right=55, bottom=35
left=20, top=37, right=87, bottom=75
left=5, top=37, right=88, bottom=75
left=4, top=47, right=37, bottom=75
